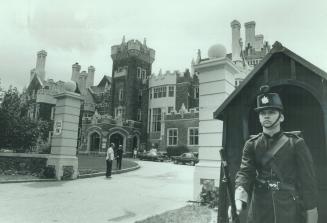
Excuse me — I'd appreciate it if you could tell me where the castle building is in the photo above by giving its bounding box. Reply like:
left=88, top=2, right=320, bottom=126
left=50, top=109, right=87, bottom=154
left=23, top=20, right=269, bottom=158
left=147, top=69, right=199, bottom=151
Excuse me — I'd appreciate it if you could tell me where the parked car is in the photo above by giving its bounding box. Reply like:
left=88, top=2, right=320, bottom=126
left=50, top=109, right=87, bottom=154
left=171, top=152, right=199, bottom=166
left=138, top=149, right=165, bottom=162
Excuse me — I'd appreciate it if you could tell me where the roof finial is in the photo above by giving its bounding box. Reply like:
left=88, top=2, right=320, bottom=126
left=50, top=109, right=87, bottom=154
left=143, top=38, right=147, bottom=46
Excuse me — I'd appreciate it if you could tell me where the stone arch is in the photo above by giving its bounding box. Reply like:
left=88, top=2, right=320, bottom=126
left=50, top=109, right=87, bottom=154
left=108, top=128, right=128, bottom=152
left=87, top=130, right=102, bottom=153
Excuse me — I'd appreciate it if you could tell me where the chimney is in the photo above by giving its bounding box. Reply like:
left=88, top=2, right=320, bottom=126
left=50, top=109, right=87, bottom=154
left=244, top=21, right=256, bottom=48
left=71, top=62, right=81, bottom=82
left=79, top=71, right=87, bottom=95
left=87, top=65, right=95, bottom=87
left=231, top=20, right=242, bottom=62
left=255, top=34, right=264, bottom=51
left=35, top=50, right=47, bottom=81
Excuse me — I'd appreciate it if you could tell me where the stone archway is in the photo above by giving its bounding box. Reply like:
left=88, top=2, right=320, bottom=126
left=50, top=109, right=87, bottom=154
left=109, top=132, right=126, bottom=152
left=89, top=131, right=101, bottom=152
left=132, top=134, right=140, bottom=150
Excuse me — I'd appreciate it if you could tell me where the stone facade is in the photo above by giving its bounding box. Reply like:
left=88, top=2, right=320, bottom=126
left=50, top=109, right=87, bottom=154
left=164, top=108, right=199, bottom=152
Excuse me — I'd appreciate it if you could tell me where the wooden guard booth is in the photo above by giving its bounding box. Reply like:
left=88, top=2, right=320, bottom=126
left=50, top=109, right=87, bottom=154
left=214, top=42, right=327, bottom=223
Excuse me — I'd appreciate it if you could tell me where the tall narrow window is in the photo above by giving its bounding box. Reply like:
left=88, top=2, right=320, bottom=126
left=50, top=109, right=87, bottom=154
left=137, top=109, right=142, bottom=121
left=194, top=87, right=199, bottom=99
left=138, top=90, right=142, bottom=103
left=148, top=109, right=151, bottom=133
left=137, top=67, right=142, bottom=79
left=141, top=69, right=146, bottom=79
left=188, top=127, right=199, bottom=145
left=169, top=86, right=174, bottom=97
left=149, top=88, right=152, bottom=99
left=154, top=88, right=159, bottom=98
left=119, top=88, right=124, bottom=101
left=152, top=108, right=161, bottom=132
left=167, top=128, right=178, bottom=146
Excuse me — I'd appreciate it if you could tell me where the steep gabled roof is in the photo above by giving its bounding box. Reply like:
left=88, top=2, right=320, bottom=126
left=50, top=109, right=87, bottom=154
left=213, top=41, right=327, bottom=120
left=27, top=74, right=44, bottom=91
left=98, top=75, right=112, bottom=87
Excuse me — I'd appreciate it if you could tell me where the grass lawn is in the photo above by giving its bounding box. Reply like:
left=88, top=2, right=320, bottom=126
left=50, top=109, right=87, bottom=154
left=78, top=155, right=138, bottom=175
left=135, top=205, right=216, bottom=223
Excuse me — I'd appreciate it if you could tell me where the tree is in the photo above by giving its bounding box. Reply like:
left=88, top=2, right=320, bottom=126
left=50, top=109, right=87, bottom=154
left=0, top=86, right=51, bottom=152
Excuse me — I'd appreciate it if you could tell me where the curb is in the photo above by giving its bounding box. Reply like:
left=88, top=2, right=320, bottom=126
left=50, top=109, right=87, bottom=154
left=0, top=178, right=57, bottom=184
left=78, top=164, right=140, bottom=179
left=0, top=164, right=140, bottom=183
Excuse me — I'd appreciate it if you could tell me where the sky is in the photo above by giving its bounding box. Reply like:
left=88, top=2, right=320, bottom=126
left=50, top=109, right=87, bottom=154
left=0, top=0, right=326, bottom=91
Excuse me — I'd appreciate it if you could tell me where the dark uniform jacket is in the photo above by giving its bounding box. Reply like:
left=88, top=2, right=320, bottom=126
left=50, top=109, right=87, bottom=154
left=235, top=131, right=317, bottom=223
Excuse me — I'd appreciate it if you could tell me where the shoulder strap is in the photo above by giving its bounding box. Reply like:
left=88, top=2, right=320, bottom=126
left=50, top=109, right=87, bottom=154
left=260, top=135, right=289, bottom=167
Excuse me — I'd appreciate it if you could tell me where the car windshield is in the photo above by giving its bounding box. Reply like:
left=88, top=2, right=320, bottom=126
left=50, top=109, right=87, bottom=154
left=182, top=153, right=192, bottom=158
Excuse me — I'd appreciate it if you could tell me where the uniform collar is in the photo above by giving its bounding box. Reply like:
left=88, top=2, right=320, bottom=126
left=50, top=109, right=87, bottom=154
left=263, top=130, right=283, bottom=140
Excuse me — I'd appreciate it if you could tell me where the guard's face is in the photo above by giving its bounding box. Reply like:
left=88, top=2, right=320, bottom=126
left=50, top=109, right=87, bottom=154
left=259, top=109, right=284, bottom=128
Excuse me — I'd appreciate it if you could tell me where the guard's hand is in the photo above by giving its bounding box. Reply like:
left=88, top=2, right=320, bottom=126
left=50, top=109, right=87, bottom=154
left=228, top=200, right=243, bottom=220
left=306, top=208, right=318, bottom=223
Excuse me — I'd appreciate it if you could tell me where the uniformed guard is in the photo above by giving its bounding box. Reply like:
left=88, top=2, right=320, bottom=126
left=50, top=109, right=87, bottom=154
left=233, top=85, right=318, bottom=223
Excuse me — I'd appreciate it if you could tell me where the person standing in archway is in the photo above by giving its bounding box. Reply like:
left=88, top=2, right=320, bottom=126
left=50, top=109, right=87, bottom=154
left=116, top=145, right=123, bottom=170
left=232, top=85, right=318, bottom=223
left=106, top=143, right=115, bottom=178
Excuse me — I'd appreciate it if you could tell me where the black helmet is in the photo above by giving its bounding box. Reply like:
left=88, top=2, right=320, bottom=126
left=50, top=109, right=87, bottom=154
left=254, top=85, right=283, bottom=112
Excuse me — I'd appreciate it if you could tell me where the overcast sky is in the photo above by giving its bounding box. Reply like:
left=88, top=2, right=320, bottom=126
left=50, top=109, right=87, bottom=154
left=0, top=0, right=326, bottom=91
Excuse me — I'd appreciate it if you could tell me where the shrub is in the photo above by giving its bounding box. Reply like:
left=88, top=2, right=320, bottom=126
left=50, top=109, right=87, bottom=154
left=41, top=165, right=56, bottom=178
left=166, top=145, right=189, bottom=157
left=0, top=156, right=47, bottom=176
left=200, top=180, right=219, bottom=208
left=62, top=165, right=74, bottom=180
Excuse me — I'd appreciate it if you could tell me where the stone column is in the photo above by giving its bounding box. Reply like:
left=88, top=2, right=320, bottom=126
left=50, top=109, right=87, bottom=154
left=47, top=82, right=82, bottom=180
left=193, top=48, right=242, bottom=199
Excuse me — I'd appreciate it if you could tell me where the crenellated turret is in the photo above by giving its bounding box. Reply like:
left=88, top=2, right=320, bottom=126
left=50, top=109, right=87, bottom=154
left=111, top=37, right=155, bottom=64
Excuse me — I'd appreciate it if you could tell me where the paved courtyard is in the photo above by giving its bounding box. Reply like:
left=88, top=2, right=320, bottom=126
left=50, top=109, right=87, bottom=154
left=0, top=161, right=194, bottom=223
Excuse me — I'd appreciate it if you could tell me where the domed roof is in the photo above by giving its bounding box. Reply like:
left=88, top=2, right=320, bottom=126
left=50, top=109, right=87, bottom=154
left=64, top=82, right=76, bottom=92
left=208, top=44, right=227, bottom=59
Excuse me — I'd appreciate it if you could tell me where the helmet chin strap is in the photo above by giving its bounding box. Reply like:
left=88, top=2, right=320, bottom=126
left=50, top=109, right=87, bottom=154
left=265, top=111, right=281, bottom=129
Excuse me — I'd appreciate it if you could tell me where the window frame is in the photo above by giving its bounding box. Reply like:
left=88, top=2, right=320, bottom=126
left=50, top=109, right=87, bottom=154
left=188, top=127, right=199, bottom=146
left=167, top=128, right=178, bottom=146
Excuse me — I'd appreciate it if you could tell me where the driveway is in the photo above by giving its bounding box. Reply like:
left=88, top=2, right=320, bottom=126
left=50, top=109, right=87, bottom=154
left=0, top=161, right=194, bottom=223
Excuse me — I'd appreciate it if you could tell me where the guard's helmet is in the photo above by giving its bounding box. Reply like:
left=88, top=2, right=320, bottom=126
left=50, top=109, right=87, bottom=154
left=254, top=85, right=283, bottom=112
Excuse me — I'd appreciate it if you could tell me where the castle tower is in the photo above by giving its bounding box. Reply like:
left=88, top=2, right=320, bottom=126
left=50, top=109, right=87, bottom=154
left=231, top=20, right=242, bottom=62
left=110, top=37, right=155, bottom=148
left=110, top=38, right=155, bottom=119
left=245, top=21, right=256, bottom=48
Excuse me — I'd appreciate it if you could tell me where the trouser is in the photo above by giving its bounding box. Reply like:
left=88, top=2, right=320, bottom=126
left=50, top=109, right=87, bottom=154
left=106, top=160, right=112, bottom=177
left=117, top=158, right=122, bottom=170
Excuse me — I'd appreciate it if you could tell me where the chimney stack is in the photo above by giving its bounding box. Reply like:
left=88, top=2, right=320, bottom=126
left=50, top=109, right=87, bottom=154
left=244, top=21, right=256, bottom=48
left=35, top=50, right=47, bottom=81
left=231, top=20, right=242, bottom=62
left=255, top=34, right=264, bottom=51
left=87, top=66, right=95, bottom=87
left=71, top=62, right=81, bottom=83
